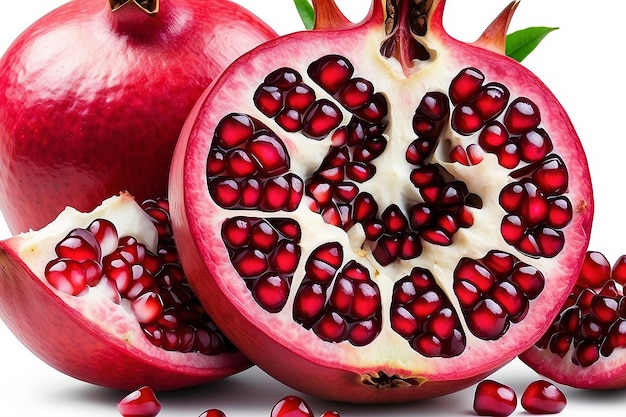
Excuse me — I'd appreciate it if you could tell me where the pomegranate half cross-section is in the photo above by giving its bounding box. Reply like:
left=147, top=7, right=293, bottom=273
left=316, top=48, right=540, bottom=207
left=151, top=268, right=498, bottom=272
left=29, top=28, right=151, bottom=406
left=169, top=0, right=593, bottom=403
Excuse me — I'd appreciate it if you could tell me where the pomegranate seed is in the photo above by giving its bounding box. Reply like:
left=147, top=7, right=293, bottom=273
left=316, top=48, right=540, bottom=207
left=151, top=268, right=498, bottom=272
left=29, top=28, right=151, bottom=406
left=301, top=99, right=343, bottom=140
left=225, top=149, right=257, bottom=177
left=496, top=142, right=521, bottom=169
left=254, top=84, right=283, bottom=117
left=504, top=97, right=541, bottom=134
left=521, top=380, right=567, bottom=414
left=546, top=197, right=573, bottom=228
left=294, top=282, right=326, bottom=324
left=117, top=386, right=161, bottom=417
left=449, top=67, right=484, bottom=105
left=215, top=113, right=255, bottom=149
left=612, top=255, right=626, bottom=285
left=452, top=104, right=482, bottom=135
left=417, top=91, right=449, bottom=120
left=473, top=82, right=510, bottom=121
left=473, top=380, right=517, bottom=417
left=313, top=311, right=347, bottom=342
left=532, top=156, right=569, bottom=195
left=276, top=109, right=303, bottom=132
left=198, top=409, right=226, bottom=417
left=232, top=249, right=268, bottom=277
left=270, top=395, right=314, bottom=417
left=308, top=54, right=354, bottom=94
left=221, top=217, right=252, bottom=248
left=519, top=129, right=553, bottom=162
left=285, top=84, right=316, bottom=111
left=305, top=243, right=343, bottom=283
left=131, top=292, right=164, bottom=325
left=265, top=67, right=303, bottom=90
left=45, top=258, right=89, bottom=296
left=467, top=299, right=508, bottom=340
left=246, top=133, right=289, bottom=175
left=356, top=93, right=388, bottom=122
left=579, top=251, right=610, bottom=288
left=88, top=218, right=118, bottom=256
left=55, top=228, right=101, bottom=262
left=252, top=273, right=290, bottom=313
left=320, top=411, right=341, bottom=417
left=338, top=77, right=374, bottom=110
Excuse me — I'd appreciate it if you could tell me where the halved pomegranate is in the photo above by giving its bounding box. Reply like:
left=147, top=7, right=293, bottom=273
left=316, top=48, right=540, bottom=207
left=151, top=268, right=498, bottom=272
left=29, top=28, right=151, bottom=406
left=169, top=0, right=593, bottom=402
left=0, top=192, right=249, bottom=391
left=520, top=251, right=626, bottom=389
left=0, top=0, right=277, bottom=234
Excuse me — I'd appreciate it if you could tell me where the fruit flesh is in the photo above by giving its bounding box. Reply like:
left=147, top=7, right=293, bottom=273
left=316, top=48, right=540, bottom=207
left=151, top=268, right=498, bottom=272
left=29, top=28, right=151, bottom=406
left=170, top=0, right=593, bottom=402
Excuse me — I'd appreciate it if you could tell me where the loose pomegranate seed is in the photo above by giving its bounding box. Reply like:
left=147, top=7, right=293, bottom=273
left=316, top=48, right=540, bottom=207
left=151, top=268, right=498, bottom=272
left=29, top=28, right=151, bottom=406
left=198, top=410, right=226, bottom=417
left=55, top=228, right=102, bottom=262
left=520, top=380, right=567, bottom=414
left=271, top=395, right=314, bottom=417
left=117, top=386, right=161, bottom=417
left=45, top=258, right=89, bottom=296
left=579, top=251, right=611, bottom=288
left=308, top=54, right=354, bottom=94
left=320, top=411, right=341, bottom=417
left=473, top=380, right=517, bottom=417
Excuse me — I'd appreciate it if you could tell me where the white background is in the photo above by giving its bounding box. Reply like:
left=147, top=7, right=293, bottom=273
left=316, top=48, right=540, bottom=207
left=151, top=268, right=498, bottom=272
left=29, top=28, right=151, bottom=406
left=1, top=1, right=625, bottom=416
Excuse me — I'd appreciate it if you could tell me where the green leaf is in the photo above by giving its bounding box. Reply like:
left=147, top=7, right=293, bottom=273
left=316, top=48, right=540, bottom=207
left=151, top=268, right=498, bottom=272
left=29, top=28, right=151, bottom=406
left=294, top=0, right=315, bottom=30
left=505, top=27, right=559, bottom=62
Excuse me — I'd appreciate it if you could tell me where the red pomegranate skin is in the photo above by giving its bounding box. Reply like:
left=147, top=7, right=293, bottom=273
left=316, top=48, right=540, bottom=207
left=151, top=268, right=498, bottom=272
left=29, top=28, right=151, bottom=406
left=0, top=0, right=277, bottom=234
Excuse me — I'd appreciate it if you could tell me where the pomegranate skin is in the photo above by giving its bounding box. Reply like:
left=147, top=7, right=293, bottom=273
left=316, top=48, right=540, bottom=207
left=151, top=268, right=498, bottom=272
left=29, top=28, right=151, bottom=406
left=169, top=0, right=593, bottom=403
left=0, top=193, right=251, bottom=391
left=0, top=0, right=277, bottom=234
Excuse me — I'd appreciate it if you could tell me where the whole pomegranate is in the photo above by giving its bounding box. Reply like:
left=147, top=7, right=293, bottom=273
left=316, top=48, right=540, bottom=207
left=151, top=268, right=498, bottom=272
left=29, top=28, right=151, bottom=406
left=520, top=251, right=626, bottom=389
left=0, top=192, right=250, bottom=391
left=169, top=0, right=593, bottom=403
left=0, top=0, right=277, bottom=234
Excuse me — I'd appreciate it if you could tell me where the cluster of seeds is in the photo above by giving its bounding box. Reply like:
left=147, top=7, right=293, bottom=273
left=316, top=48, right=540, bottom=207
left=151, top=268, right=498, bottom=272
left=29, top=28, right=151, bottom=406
left=45, top=199, right=230, bottom=355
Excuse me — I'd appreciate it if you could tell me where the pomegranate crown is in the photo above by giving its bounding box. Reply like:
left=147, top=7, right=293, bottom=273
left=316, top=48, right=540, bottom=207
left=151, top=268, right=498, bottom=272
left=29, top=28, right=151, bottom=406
left=109, top=0, right=159, bottom=15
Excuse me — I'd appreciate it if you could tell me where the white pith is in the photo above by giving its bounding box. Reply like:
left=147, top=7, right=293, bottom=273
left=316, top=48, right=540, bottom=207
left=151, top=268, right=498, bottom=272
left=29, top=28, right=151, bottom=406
left=14, top=193, right=217, bottom=368
left=177, top=1, right=593, bottom=386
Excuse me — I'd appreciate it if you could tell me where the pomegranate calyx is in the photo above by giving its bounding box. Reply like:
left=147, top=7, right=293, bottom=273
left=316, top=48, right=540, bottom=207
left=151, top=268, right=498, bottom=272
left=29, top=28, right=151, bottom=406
left=312, top=0, right=354, bottom=31
left=110, top=0, right=159, bottom=15
left=473, top=1, right=520, bottom=54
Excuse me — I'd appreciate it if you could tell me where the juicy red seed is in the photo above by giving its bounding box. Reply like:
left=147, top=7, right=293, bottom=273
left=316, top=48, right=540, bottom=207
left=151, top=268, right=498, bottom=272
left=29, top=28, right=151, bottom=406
left=381, top=204, right=408, bottom=233
left=265, top=67, right=303, bottom=90
left=573, top=340, right=600, bottom=367
left=504, top=97, right=541, bottom=134
left=473, top=82, right=510, bottom=121
left=455, top=259, right=494, bottom=293
left=337, top=77, right=374, bottom=110
left=479, top=121, right=509, bottom=151
left=547, top=197, right=573, bottom=228
left=521, top=380, right=567, bottom=415
left=454, top=280, right=481, bottom=308
left=352, top=282, right=380, bottom=319
left=210, top=178, right=240, bottom=208
left=425, top=308, right=456, bottom=339
left=451, top=104, right=483, bottom=135
left=416, top=91, right=450, bottom=120
left=253, top=84, right=283, bottom=117
left=131, top=292, right=164, bottom=324
left=409, top=204, right=433, bottom=229
left=233, top=249, right=267, bottom=277
left=198, top=410, right=227, bottom=417
left=276, top=109, right=302, bottom=132
left=519, top=129, right=553, bottom=163
left=207, top=150, right=226, bottom=176
left=391, top=306, right=419, bottom=337
left=55, top=228, right=101, bottom=262
left=579, top=251, right=610, bottom=288
left=532, top=156, right=569, bottom=195
left=510, top=265, right=544, bottom=299
left=467, top=299, right=508, bottom=340
left=308, top=54, right=354, bottom=94
left=612, top=255, right=626, bottom=285
left=302, top=99, right=343, bottom=140
left=250, top=221, right=279, bottom=252
left=270, top=241, right=301, bottom=274
left=591, top=295, right=619, bottom=323
left=473, top=380, right=517, bottom=417
left=271, top=395, right=314, bottom=417
left=482, top=251, right=516, bottom=277
left=496, top=142, right=521, bottom=169
left=88, top=218, right=118, bottom=256
left=500, top=215, right=525, bottom=244
left=346, top=162, right=376, bottom=183
left=221, top=217, right=252, bottom=248
left=356, top=92, right=388, bottom=122
left=215, top=113, right=255, bottom=148
left=329, top=277, right=354, bottom=314
left=239, top=180, right=262, bottom=208
left=117, top=386, right=161, bottom=417
left=410, top=165, right=441, bottom=187
left=608, top=319, right=626, bottom=350
left=449, top=67, right=484, bottom=105
left=263, top=177, right=291, bottom=211
left=45, top=259, right=88, bottom=296
left=294, top=282, right=325, bottom=323
left=320, top=411, right=341, bottom=417
left=252, top=273, right=290, bottom=313
left=226, top=149, right=257, bottom=177
left=285, top=84, right=316, bottom=111
left=246, top=133, right=289, bottom=176
left=314, top=311, right=347, bottom=342
left=493, top=281, right=527, bottom=318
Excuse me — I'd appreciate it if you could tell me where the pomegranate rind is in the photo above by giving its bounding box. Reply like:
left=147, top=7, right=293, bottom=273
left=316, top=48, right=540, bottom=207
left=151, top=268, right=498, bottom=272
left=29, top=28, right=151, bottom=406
left=0, top=193, right=250, bottom=391
left=0, top=0, right=277, bottom=234
left=170, top=0, right=593, bottom=402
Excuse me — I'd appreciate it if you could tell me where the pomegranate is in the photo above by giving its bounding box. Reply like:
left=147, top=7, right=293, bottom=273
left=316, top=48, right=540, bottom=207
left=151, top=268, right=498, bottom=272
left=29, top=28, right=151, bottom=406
left=117, top=386, right=161, bottom=417
left=473, top=380, right=517, bottom=417
left=271, top=396, right=314, bottom=417
left=0, top=192, right=249, bottom=391
left=198, top=410, right=227, bottom=417
left=169, top=0, right=593, bottom=403
left=520, top=251, right=626, bottom=389
left=520, top=380, right=567, bottom=415
left=0, top=0, right=277, bottom=234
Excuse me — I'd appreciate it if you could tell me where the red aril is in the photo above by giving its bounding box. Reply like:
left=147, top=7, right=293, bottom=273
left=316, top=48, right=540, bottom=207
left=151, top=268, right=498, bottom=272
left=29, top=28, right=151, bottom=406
left=0, top=0, right=276, bottom=234
left=473, top=380, right=517, bottom=417
left=520, top=380, right=567, bottom=415
left=198, top=410, right=227, bottom=417
left=520, top=251, right=626, bottom=389
left=0, top=192, right=249, bottom=391
left=117, top=386, right=161, bottom=417
left=170, top=0, right=593, bottom=402
left=270, top=396, right=314, bottom=417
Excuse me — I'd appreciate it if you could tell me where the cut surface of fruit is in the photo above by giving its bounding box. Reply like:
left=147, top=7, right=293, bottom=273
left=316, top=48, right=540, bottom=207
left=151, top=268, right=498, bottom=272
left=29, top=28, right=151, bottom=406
left=170, top=0, right=593, bottom=403
left=520, top=251, right=626, bottom=389
left=0, top=193, right=249, bottom=391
